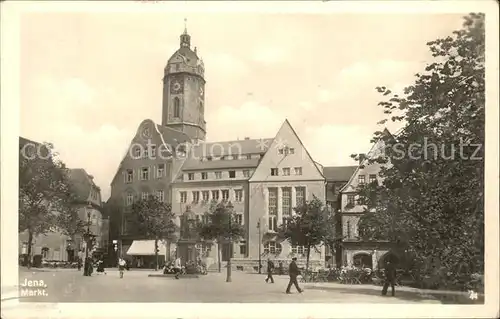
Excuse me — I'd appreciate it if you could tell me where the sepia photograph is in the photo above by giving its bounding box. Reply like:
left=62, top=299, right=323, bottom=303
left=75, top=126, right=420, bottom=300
left=1, top=1, right=498, bottom=318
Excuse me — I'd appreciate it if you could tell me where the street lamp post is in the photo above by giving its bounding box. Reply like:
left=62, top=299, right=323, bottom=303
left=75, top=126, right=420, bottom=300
left=226, top=201, right=233, bottom=283
left=83, top=206, right=92, bottom=276
left=257, top=219, right=262, bottom=274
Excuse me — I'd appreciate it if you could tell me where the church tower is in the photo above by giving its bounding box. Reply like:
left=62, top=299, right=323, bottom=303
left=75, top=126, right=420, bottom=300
left=162, top=21, right=206, bottom=142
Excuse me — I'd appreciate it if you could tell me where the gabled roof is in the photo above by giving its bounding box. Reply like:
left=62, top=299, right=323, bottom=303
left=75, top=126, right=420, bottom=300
left=340, top=129, right=392, bottom=193
left=180, top=138, right=273, bottom=171
left=110, top=119, right=192, bottom=186
left=323, top=166, right=358, bottom=182
left=67, top=168, right=99, bottom=202
left=284, top=119, right=325, bottom=179
left=249, top=119, right=325, bottom=182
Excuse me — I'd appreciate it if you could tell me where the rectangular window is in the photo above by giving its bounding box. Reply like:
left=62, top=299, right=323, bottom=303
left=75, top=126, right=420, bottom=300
left=282, top=168, right=290, bottom=176
left=126, top=193, right=134, bottom=206
left=141, top=167, right=150, bottom=180
left=271, top=168, right=279, bottom=176
left=358, top=175, right=365, bottom=185
left=292, top=245, right=304, bottom=255
left=141, top=192, right=149, bottom=200
left=202, top=191, right=210, bottom=202
left=222, top=190, right=229, bottom=201
left=278, top=148, right=284, bottom=155
left=212, top=190, right=219, bottom=201
left=282, top=187, right=291, bottom=216
left=246, top=154, right=252, bottom=160
left=156, top=190, right=164, bottom=202
left=347, top=220, right=351, bottom=238
left=268, top=216, right=278, bottom=232
left=143, top=147, right=149, bottom=159
left=188, top=173, right=194, bottom=181
left=125, top=169, right=133, bottom=183
left=369, top=174, right=377, bottom=184
left=243, top=170, right=250, bottom=178
left=289, top=148, right=295, bottom=154
left=215, top=171, right=222, bottom=179
left=268, top=188, right=277, bottom=216
left=180, top=191, right=187, bottom=203
left=229, top=170, right=236, bottom=178
left=157, top=164, right=165, bottom=178
left=151, top=145, right=156, bottom=158
left=192, top=191, right=200, bottom=203
left=347, top=194, right=355, bottom=206
left=235, top=214, right=243, bottom=225
left=295, top=187, right=306, bottom=206
left=294, top=167, right=303, bottom=176
left=134, top=147, right=141, bottom=158
left=201, top=172, right=208, bottom=180
left=235, top=189, right=243, bottom=202
left=239, top=243, right=247, bottom=255
left=202, top=214, right=210, bottom=224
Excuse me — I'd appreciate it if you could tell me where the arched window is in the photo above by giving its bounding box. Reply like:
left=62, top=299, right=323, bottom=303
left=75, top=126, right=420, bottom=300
left=173, top=97, right=180, bottom=118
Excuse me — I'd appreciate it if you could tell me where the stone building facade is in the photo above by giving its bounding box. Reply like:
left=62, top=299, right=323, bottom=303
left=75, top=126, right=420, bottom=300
left=108, top=26, right=328, bottom=270
left=339, top=135, right=393, bottom=269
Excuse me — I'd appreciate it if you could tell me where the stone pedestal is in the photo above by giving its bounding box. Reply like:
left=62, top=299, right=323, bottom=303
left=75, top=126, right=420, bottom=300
left=177, top=240, right=197, bottom=264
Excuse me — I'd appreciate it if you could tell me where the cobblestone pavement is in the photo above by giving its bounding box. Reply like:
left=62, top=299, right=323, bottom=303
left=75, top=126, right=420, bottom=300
left=14, top=268, right=444, bottom=303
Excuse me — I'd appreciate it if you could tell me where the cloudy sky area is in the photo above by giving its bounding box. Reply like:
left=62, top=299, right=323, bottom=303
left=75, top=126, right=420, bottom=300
left=20, top=10, right=465, bottom=199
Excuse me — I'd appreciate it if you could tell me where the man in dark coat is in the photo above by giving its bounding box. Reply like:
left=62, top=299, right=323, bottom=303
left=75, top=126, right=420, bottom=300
left=381, top=260, right=396, bottom=296
left=286, top=257, right=303, bottom=294
left=265, top=258, right=275, bottom=283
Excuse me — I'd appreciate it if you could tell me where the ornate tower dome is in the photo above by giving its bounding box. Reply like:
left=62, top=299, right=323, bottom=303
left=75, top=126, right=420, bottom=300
left=161, top=19, right=206, bottom=142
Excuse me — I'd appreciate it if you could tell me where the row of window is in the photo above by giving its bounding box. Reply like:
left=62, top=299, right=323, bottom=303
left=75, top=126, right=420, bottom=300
left=267, top=187, right=306, bottom=232
left=201, top=154, right=262, bottom=161
left=264, top=242, right=305, bottom=255
left=270, top=167, right=302, bottom=176
left=179, top=189, right=244, bottom=203
left=125, top=190, right=165, bottom=206
left=278, top=147, right=296, bottom=155
left=185, top=169, right=253, bottom=181
left=124, top=164, right=166, bottom=183
left=358, top=174, right=377, bottom=185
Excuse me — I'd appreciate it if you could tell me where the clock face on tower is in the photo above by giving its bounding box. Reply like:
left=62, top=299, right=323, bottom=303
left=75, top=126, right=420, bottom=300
left=170, top=79, right=183, bottom=94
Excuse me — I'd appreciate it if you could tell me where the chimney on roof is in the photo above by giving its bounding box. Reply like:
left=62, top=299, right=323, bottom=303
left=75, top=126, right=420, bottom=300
left=358, top=153, right=366, bottom=165
left=244, top=137, right=250, bottom=140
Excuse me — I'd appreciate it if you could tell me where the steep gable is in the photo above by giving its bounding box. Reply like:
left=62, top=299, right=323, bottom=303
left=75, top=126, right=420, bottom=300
left=110, top=119, right=191, bottom=186
left=249, top=119, right=324, bottom=182
left=340, top=136, right=388, bottom=193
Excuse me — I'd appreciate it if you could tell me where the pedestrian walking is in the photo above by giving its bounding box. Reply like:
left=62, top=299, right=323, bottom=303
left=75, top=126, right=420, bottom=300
left=286, top=257, right=303, bottom=294
left=118, top=258, right=126, bottom=279
left=96, top=258, right=106, bottom=275
left=278, top=261, right=283, bottom=276
left=381, top=260, right=396, bottom=296
left=265, top=258, right=275, bottom=283
left=174, top=256, right=182, bottom=279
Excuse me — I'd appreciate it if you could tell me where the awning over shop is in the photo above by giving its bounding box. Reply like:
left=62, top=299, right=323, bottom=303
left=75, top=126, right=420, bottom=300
left=126, top=240, right=167, bottom=256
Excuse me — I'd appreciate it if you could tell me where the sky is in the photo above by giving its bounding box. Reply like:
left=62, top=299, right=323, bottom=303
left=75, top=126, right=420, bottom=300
left=19, top=9, right=466, bottom=200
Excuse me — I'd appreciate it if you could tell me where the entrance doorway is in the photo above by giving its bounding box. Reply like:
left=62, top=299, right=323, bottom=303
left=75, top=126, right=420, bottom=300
left=353, top=253, right=373, bottom=269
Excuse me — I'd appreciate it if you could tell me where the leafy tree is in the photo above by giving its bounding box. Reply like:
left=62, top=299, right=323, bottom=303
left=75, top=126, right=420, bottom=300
left=130, top=196, right=177, bottom=271
left=356, top=13, right=484, bottom=290
left=55, top=194, right=87, bottom=241
left=198, top=202, right=245, bottom=273
left=19, top=141, right=73, bottom=267
left=277, top=196, right=332, bottom=272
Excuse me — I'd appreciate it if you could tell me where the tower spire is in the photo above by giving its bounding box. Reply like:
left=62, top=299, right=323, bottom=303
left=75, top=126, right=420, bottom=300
left=180, top=18, right=191, bottom=48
